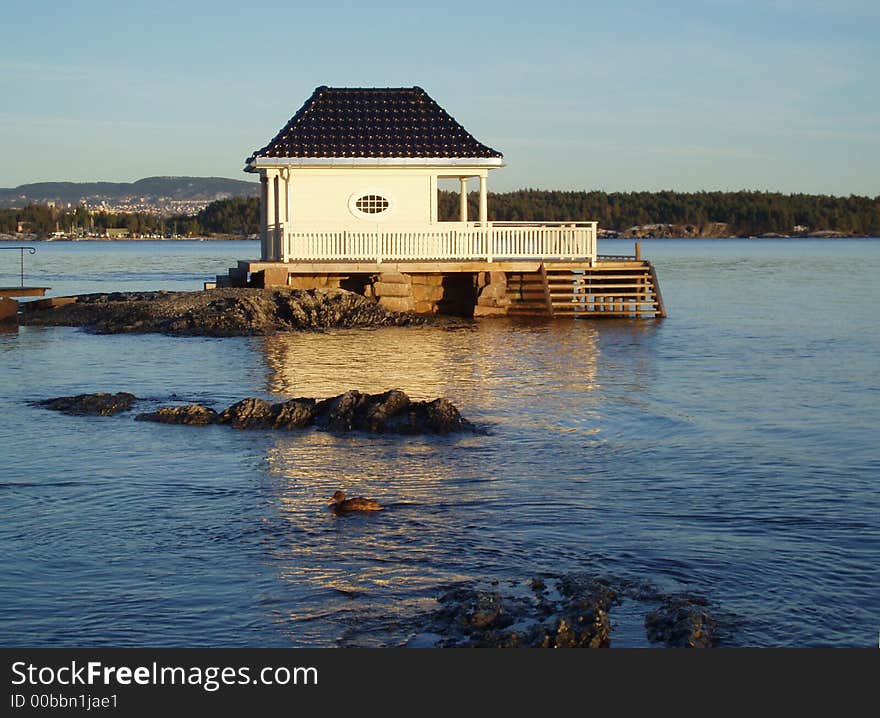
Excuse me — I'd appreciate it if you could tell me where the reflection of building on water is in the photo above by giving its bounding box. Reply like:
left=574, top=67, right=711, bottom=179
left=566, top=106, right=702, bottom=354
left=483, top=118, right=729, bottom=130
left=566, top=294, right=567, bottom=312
left=256, top=319, right=628, bottom=404
left=260, top=327, right=467, bottom=400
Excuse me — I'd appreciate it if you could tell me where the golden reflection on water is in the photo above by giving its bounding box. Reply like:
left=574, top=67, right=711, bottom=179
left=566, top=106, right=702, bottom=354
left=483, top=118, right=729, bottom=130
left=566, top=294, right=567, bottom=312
left=251, top=318, right=659, bottom=643
left=258, top=319, right=609, bottom=403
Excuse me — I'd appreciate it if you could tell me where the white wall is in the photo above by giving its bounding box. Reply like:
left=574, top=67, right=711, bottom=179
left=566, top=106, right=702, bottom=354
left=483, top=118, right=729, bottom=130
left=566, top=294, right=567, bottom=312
left=287, top=169, right=438, bottom=228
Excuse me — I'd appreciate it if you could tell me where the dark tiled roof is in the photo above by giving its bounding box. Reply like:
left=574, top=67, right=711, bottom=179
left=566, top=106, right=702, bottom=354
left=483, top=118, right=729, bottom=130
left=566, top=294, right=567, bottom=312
left=246, top=86, right=503, bottom=164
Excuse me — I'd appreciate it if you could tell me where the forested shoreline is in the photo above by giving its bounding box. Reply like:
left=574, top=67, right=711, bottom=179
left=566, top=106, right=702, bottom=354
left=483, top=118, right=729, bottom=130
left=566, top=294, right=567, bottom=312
left=2, top=190, right=878, bottom=238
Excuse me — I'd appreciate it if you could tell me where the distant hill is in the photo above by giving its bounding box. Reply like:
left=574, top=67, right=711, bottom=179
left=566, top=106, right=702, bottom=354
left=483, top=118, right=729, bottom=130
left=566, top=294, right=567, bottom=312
left=0, top=176, right=259, bottom=209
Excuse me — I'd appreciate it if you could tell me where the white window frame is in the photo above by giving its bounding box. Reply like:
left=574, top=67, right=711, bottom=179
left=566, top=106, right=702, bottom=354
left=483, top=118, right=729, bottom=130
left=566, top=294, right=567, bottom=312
left=348, top=190, right=395, bottom=221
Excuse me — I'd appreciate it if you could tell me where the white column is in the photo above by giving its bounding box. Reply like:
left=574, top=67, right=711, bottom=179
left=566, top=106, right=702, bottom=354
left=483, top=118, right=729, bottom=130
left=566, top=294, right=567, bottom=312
left=259, top=173, right=269, bottom=260
left=265, top=170, right=277, bottom=260
left=479, top=174, right=488, bottom=225
left=459, top=177, right=468, bottom=222
left=284, top=170, right=292, bottom=262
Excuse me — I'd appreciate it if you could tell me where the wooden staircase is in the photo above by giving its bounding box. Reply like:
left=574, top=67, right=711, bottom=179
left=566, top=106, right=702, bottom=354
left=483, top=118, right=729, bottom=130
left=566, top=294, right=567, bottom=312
left=506, top=260, right=666, bottom=318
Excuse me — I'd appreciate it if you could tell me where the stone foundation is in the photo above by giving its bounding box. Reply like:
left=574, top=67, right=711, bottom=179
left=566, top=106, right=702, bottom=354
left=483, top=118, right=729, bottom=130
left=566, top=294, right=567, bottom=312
left=237, top=267, right=512, bottom=317
left=473, top=271, right=510, bottom=317
left=368, top=273, right=445, bottom=315
left=250, top=271, right=347, bottom=290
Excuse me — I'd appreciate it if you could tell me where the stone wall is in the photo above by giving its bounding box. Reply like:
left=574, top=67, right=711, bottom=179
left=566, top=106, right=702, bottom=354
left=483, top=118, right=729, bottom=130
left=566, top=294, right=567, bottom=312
left=372, top=272, right=445, bottom=314
left=473, top=271, right=510, bottom=317
left=250, top=270, right=345, bottom=290
left=244, top=268, right=511, bottom=318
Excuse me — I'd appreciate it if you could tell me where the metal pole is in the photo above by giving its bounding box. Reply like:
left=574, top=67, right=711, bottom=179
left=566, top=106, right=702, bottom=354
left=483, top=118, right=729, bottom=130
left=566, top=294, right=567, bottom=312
left=0, top=246, right=36, bottom=287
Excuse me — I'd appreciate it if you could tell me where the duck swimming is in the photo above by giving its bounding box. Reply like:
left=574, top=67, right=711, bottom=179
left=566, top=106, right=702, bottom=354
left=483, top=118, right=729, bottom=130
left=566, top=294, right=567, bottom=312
left=328, top=490, right=383, bottom=512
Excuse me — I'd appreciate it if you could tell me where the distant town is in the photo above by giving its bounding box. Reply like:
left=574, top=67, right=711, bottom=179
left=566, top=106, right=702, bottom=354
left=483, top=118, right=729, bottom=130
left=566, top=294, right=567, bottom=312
left=0, top=176, right=259, bottom=214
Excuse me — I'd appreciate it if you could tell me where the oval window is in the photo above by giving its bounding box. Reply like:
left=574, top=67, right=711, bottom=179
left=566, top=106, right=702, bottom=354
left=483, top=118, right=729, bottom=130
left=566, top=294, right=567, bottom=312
left=355, top=194, right=390, bottom=214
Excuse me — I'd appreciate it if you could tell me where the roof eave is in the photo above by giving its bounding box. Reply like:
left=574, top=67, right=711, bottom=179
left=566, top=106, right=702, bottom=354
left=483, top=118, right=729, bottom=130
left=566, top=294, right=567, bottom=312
left=246, top=156, right=505, bottom=171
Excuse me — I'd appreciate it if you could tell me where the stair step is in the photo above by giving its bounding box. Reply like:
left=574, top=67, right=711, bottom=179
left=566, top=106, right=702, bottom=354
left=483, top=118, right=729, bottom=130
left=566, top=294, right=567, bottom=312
left=576, top=274, right=652, bottom=280
left=593, top=261, right=650, bottom=268
left=574, top=283, right=654, bottom=290
left=573, top=310, right=662, bottom=316
left=507, top=289, right=547, bottom=299
left=499, top=260, right=665, bottom=319
left=575, top=292, right=655, bottom=298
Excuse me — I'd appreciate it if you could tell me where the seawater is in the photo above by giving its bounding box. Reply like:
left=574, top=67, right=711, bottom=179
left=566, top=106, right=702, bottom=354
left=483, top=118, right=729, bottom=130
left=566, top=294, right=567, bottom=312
left=1, top=239, right=877, bottom=647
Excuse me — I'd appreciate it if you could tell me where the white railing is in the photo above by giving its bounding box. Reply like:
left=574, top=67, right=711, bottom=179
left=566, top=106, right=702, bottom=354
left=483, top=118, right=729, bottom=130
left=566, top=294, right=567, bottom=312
left=268, top=221, right=598, bottom=264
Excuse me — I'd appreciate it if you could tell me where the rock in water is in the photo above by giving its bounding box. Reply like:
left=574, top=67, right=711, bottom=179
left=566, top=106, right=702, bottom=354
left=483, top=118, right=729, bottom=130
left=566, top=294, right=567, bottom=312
left=218, top=398, right=275, bottom=429
left=361, top=389, right=411, bottom=433
left=341, top=574, right=726, bottom=648
left=271, top=399, right=316, bottom=429
left=39, top=392, right=137, bottom=416
left=134, top=404, right=218, bottom=425
left=424, top=398, right=467, bottom=433
left=314, top=390, right=365, bottom=432
left=645, top=597, right=717, bottom=648
left=40, top=389, right=479, bottom=436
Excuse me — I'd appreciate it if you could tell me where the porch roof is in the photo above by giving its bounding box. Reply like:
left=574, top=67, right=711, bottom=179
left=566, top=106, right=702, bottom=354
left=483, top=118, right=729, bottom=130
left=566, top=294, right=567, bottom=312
left=245, top=86, right=503, bottom=169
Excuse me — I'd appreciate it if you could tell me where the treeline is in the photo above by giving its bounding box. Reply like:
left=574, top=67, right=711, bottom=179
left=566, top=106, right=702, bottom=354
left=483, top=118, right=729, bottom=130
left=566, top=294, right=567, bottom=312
left=3, top=191, right=879, bottom=238
left=439, top=189, right=880, bottom=235
left=0, top=197, right=259, bottom=237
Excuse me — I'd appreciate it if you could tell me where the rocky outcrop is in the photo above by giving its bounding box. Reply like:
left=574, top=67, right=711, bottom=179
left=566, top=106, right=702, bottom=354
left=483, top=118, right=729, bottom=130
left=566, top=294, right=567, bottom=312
left=21, top=288, right=425, bottom=336
left=134, top=390, right=476, bottom=435
left=621, top=222, right=731, bottom=239
left=38, top=392, right=137, bottom=416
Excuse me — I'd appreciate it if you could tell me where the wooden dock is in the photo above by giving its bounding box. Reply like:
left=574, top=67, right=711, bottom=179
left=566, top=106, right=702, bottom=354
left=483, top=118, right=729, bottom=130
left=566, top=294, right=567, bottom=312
left=506, top=259, right=666, bottom=318
left=0, top=287, right=49, bottom=298
left=0, top=288, right=50, bottom=324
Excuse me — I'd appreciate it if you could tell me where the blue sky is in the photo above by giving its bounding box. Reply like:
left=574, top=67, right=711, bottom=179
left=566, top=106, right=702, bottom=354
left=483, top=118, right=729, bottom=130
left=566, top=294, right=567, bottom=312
left=1, top=0, right=877, bottom=195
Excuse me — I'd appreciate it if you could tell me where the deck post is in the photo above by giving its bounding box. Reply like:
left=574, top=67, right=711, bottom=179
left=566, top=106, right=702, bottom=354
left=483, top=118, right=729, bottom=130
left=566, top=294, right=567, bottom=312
left=265, top=169, right=277, bottom=260
left=259, top=173, right=269, bottom=261
left=459, top=177, right=468, bottom=222
left=479, top=175, right=488, bottom=226
left=280, top=169, right=291, bottom=262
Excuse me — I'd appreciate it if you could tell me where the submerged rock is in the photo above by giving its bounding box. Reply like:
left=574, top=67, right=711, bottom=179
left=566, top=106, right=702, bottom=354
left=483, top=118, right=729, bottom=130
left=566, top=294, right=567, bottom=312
left=340, top=573, right=728, bottom=648
left=645, top=596, right=717, bottom=648
left=427, top=576, right=616, bottom=648
left=39, top=392, right=137, bottom=416
left=20, top=287, right=427, bottom=336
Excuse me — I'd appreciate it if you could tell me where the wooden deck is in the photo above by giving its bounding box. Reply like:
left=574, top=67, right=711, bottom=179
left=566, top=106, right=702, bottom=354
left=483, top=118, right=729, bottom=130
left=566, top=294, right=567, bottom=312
left=0, top=287, right=49, bottom=298
left=238, top=258, right=589, bottom=275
